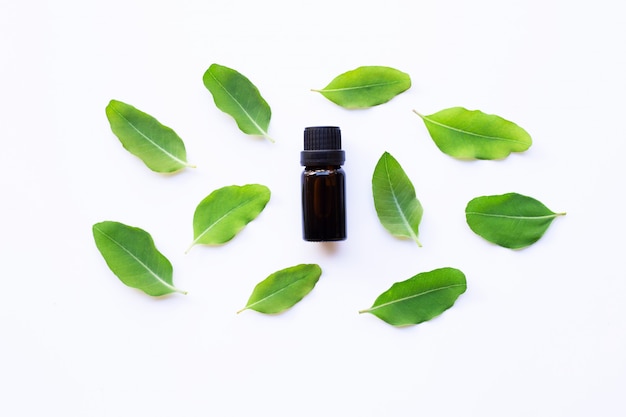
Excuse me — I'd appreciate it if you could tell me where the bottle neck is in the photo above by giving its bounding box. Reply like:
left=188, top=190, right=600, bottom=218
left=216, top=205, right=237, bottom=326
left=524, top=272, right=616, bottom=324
left=304, top=164, right=342, bottom=171
left=300, top=149, right=345, bottom=167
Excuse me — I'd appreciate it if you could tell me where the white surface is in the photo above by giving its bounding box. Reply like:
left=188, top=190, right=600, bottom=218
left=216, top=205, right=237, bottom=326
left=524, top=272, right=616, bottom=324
left=2, top=0, right=625, bottom=416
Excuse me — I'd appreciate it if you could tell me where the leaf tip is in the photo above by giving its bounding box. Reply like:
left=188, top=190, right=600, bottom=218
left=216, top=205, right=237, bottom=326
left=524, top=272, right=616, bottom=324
left=106, top=98, right=119, bottom=108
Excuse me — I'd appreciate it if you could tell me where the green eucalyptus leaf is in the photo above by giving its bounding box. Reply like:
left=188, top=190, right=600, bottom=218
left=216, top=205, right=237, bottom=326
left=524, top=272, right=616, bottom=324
left=414, top=107, right=532, bottom=160
left=465, top=192, right=566, bottom=249
left=105, top=99, right=193, bottom=173
left=238, top=264, right=322, bottom=315
left=360, top=267, right=466, bottom=327
left=202, top=63, right=274, bottom=142
left=372, top=151, right=423, bottom=246
left=312, top=66, right=411, bottom=109
left=187, top=184, right=271, bottom=252
left=92, top=221, right=186, bottom=296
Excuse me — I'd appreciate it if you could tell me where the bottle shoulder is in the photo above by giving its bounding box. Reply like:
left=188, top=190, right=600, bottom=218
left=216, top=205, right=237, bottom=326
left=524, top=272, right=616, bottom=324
left=302, top=166, right=345, bottom=177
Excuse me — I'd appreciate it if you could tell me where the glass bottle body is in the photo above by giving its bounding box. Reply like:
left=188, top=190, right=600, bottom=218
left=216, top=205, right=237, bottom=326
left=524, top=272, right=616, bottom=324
left=301, top=165, right=346, bottom=241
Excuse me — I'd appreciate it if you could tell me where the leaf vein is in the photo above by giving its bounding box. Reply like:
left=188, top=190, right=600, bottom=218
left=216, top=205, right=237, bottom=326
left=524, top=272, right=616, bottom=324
left=109, top=106, right=187, bottom=166
left=208, top=70, right=269, bottom=138
left=366, top=284, right=466, bottom=313
left=383, top=157, right=420, bottom=244
left=421, top=115, right=528, bottom=145
left=466, top=212, right=560, bottom=220
left=244, top=277, right=309, bottom=311
left=94, top=226, right=176, bottom=292
left=190, top=197, right=261, bottom=248
left=319, top=80, right=404, bottom=93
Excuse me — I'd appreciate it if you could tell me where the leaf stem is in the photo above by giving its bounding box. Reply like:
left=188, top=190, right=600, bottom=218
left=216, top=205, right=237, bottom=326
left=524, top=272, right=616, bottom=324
left=184, top=242, right=195, bottom=254
left=412, top=109, right=425, bottom=118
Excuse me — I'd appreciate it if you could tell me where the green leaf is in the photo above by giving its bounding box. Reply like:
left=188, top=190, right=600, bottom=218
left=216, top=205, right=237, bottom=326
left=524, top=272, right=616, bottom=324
left=414, top=107, right=532, bottom=160
left=202, top=63, right=274, bottom=142
left=105, top=99, right=193, bottom=173
left=238, top=264, right=322, bottom=314
left=359, top=267, right=466, bottom=327
left=372, top=152, right=423, bottom=246
left=312, top=66, right=411, bottom=109
left=92, top=221, right=186, bottom=296
left=465, top=192, right=566, bottom=249
left=187, top=184, right=271, bottom=252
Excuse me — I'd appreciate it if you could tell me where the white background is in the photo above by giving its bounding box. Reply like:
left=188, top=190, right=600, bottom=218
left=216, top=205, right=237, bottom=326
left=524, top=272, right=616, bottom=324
left=2, top=0, right=625, bottom=416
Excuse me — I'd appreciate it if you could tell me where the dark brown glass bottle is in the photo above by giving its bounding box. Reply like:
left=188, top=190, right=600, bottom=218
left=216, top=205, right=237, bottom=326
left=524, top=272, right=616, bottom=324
left=301, top=126, right=346, bottom=241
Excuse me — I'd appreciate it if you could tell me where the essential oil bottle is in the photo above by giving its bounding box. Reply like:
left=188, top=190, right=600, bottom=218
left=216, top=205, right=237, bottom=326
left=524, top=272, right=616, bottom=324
left=300, top=126, right=346, bottom=241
